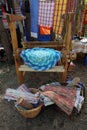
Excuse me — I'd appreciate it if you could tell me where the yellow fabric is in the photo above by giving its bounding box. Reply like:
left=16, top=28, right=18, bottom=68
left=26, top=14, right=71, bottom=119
left=85, top=0, right=87, bottom=4
left=53, top=0, right=67, bottom=34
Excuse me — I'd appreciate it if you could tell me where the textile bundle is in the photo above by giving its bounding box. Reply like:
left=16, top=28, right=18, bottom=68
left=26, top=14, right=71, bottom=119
left=40, top=79, right=85, bottom=115
left=3, top=78, right=85, bottom=116
left=40, top=84, right=77, bottom=115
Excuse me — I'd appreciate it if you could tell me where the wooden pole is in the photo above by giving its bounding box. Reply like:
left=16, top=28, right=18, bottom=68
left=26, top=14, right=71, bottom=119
left=7, top=14, right=25, bottom=84
left=61, top=12, right=74, bottom=82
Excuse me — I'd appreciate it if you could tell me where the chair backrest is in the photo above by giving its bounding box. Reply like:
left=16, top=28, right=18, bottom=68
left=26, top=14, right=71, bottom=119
left=6, top=12, right=74, bottom=53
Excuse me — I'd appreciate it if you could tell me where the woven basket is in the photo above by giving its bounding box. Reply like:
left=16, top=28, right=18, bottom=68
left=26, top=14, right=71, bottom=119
left=16, top=104, right=42, bottom=118
left=16, top=88, right=43, bottom=118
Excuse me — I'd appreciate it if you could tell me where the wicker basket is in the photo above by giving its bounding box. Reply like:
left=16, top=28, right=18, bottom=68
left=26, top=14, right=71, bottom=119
left=16, top=88, right=43, bottom=118
left=16, top=104, right=43, bottom=118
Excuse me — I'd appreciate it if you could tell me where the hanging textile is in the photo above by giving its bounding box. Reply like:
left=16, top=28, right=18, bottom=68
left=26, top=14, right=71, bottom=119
left=30, top=0, right=38, bottom=38
left=67, top=0, right=78, bottom=35
left=67, top=0, right=77, bottom=12
left=38, top=0, right=54, bottom=40
left=53, top=0, right=78, bottom=35
left=38, top=0, right=55, bottom=27
left=53, top=0, right=68, bottom=35
left=38, top=0, right=55, bottom=35
left=38, top=27, right=51, bottom=41
left=39, top=26, right=51, bottom=35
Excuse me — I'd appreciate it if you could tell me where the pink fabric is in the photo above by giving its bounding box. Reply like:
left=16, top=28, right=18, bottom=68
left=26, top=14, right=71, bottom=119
left=42, top=85, right=77, bottom=115
left=38, top=1, right=55, bottom=27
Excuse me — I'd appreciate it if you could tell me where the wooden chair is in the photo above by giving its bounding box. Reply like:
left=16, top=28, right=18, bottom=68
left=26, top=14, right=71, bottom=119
left=6, top=12, right=74, bottom=85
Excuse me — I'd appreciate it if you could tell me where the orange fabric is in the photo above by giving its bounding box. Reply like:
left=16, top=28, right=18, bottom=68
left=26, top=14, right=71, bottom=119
left=40, top=26, right=51, bottom=35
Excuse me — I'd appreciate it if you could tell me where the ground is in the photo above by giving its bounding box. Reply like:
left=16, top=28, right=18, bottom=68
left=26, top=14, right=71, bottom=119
left=0, top=54, right=87, bottom=130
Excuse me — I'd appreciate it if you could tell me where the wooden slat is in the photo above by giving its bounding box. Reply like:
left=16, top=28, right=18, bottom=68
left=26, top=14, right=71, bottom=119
left=19, top=65, right=65, bottom=72
left=22, top=41, right=63, bottom=50
left=6, top=14, right=26, bottom=22
left=22, top=41, right=62, bottom=45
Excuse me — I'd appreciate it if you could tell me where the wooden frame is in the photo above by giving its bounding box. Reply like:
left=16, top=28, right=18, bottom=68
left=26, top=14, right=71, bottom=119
left=6, top=12, right=74, bottom=85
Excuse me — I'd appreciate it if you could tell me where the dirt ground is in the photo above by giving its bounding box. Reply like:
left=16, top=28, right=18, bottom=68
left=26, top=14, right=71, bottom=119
left=0, top=54, right=87, bottom=130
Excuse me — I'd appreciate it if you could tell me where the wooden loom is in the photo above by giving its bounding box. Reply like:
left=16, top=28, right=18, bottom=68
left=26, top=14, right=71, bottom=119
left=6, top=12, right=74, bottom=85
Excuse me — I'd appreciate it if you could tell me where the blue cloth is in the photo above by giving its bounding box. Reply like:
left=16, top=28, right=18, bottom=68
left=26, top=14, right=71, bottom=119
left=30, top=0, right=38, bottom=38
left=20, top=47, right=62, bottom=71
left=83, top=54, right=87, bottom=66
left=38, top=34, right=51, bottom=41
left=38, top=27, right=51, bottom=41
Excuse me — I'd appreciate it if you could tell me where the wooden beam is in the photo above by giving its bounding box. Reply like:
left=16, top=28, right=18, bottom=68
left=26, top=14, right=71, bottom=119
left=64, top=12, right=74, bottom=52
left=19, top=65, right=65, bottom=72
left=22, top=41, right=63, bottom=50
left=6, top=13, right=26, bottom=23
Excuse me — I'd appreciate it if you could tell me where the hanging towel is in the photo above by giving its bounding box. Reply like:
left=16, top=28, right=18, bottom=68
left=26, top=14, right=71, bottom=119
left=38, top=0, right=55, bottom=27
left=30, top=0, right=38, bottom=38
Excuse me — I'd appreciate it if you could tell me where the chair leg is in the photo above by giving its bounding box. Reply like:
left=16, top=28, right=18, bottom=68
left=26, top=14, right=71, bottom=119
left=17, top=71, right=24, bottom=85
left=61, top=71, right=67, bottom=83
left=15, top=60, right=24, bottom=85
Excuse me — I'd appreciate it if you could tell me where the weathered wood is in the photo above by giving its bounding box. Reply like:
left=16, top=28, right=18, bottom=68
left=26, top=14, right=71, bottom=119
left=9, top=22, right=18, bottom=52
left=6, top=13, right=26, bottom=23
left=22, top=41, right=63, bottom=50
left=7, top=12, right=73, bottom=85
left=8, top=20, right=24, bottom=84
left=19, top=65, right=65, bottom=72
left=61, top=12, right=74, bottom=82
left=64, top=12, right=74, bottom=52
